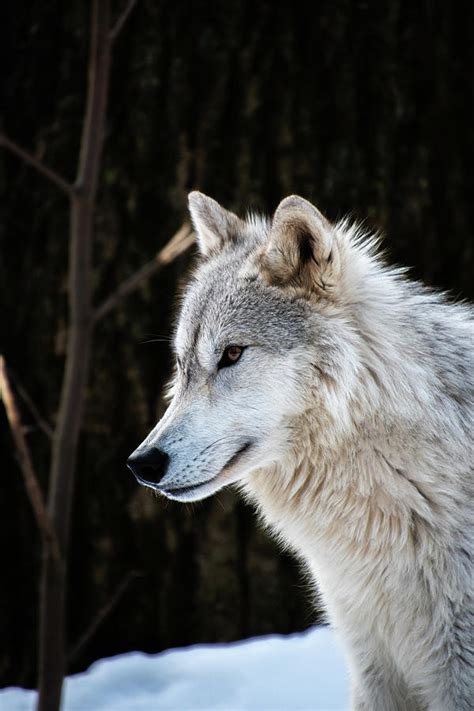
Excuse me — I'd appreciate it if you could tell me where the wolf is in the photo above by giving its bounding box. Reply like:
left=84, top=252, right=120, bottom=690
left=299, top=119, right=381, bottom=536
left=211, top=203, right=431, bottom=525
left=127, top=192, right=474, bottom=710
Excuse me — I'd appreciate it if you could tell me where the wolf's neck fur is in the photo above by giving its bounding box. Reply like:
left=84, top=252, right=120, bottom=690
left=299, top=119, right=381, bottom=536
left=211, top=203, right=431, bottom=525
left=241, top=272, right=471, bottom=581
left=244, top=411, right=431, bottom=563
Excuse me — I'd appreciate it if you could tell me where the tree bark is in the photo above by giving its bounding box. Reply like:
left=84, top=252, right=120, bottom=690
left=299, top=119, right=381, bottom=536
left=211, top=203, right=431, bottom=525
left=37, top=2, right=111, bottom=709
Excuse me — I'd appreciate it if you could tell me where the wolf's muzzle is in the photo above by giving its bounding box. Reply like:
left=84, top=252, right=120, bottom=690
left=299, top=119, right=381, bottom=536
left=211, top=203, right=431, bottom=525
left=127, top=447, right=169, bottom=486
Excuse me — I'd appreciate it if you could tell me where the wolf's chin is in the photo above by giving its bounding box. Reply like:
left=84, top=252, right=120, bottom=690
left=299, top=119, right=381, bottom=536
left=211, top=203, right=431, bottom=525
left=159, top=478, right=224, bottom=502
left=158, top=441, right=255, bottom=502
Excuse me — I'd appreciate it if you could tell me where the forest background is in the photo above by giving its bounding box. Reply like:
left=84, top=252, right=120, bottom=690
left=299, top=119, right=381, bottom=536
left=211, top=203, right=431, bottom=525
left=1, top=0, right=473, bottom=694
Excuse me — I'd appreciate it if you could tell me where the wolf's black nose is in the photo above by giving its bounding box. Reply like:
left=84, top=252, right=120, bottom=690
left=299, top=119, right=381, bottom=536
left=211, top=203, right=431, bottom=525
left=127, top=447, right=170, bottom=485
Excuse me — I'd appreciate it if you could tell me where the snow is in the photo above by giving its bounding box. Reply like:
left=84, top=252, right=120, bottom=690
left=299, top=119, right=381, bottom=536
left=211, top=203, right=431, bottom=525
left=0, top=625, right=349, bottom=711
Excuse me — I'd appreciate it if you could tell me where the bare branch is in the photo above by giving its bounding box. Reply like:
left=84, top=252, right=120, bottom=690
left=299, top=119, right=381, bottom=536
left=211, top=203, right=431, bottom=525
left=9, top=371, right=54, bottom=440
left=94, top=222, right=194, bottom=323
left=0, top=134, right=73, bottom=197
left=0, top=356, right=61, bottom=565
left=68, top=570, right=143, bottom=663
left=38, top=2, right=112, bottom=707
left=109, top=0, right=138, bottom=43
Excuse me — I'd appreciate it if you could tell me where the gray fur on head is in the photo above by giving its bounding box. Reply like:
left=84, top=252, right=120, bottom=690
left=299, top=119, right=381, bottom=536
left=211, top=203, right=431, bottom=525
left=188, top=191, right=244, bottom=257
left=129, top=192, right=474, bottom=710
left=264, top=195, right=341, bottom=291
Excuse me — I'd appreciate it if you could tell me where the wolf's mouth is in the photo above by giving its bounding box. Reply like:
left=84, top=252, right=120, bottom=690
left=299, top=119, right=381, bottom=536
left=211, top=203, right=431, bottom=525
left=221, top=440, right=253, bottom=470
left=160, top=440, right=253, bottom=498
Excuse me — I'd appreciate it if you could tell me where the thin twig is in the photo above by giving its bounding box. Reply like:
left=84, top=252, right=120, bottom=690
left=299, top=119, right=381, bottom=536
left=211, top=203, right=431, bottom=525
left=0, top=135, right=73, bottom=197
left=109, top=0, right=138, bottom=43
left=10, top=371, right=54, bottom=440
left=68, top=570, right=143, bottom=662
left=94, top=222, right=194, bottom=323
left=0, top=356, right=61, bottom=564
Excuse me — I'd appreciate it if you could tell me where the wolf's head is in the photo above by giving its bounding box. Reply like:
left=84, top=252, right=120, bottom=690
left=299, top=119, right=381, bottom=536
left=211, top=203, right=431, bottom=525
left=128, top=193, right=371, bottom=501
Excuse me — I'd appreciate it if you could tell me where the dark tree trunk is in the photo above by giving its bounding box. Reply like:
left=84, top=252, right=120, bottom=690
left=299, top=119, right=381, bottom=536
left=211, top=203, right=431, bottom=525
left=37, top=3, right=111, bottom=709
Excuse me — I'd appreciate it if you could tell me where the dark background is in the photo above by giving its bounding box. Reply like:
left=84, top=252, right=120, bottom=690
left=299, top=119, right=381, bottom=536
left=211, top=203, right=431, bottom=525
left=1, top=0, right=473, bottom=689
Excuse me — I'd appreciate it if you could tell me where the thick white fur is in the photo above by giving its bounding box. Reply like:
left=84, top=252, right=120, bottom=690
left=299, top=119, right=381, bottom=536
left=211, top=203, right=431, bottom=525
left=242, top=220, right=474, bottom=711
left=133, top=194, right=474, bottom=710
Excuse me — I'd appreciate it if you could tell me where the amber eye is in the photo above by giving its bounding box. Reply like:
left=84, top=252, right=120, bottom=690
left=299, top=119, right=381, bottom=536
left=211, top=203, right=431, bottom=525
left=218, top=345, right=244, bottom=369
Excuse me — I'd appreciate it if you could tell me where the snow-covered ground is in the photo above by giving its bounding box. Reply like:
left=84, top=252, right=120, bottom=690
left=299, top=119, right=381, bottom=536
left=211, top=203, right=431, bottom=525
left=0, top=625, right=349, bottom=711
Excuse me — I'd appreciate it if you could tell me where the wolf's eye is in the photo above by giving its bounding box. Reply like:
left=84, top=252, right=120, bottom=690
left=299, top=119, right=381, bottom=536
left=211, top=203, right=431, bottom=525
left=218, top=345, right=244, bottom=369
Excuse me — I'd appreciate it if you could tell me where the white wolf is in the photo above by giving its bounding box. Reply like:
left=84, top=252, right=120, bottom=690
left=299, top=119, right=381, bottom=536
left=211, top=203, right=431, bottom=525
left=128, top=192, right=474, bottom=710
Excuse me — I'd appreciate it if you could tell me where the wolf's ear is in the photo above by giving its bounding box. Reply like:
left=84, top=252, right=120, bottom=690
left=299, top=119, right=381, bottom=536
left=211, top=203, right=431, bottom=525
left=263, top=195, right=340, bottom=293
left=188, top=191, right=244, bottom=257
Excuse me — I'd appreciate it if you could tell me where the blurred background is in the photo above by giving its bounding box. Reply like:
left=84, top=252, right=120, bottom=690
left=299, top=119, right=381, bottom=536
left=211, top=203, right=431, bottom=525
left=1, top=0, right=473, bottom=691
